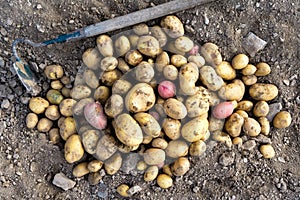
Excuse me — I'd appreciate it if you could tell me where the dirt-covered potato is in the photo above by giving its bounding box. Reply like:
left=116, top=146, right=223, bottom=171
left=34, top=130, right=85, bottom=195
left=117, top=58, right=130, bottom=73
left=125, top=83, right=155, bottom=113
left=258, top=117, right=270, bottom=135
left=44, top=64, right=64, bottom=80
left=101, top=69, right=122, bottom=86
left=237, top=100, right=253, bottom=112
left=151, top=25, right=167, bottom=47
left=157, top=174, right=173, bottom=189
left=209, top=116, right=225, bottom=132
left=45, top=105, right=60, bottom=121
left=51, top=80, right=63, bottom=90
left=243, top=117, right=261, bottom=137
left=160, top=15, right=184, bottom=38
left=179, top=62, right=199, bottom=95
left=253, top=101, right=269, bottom=117
left=273, top=111, right=292, bottom=129
left=125, top=50, right=143, bottom=66
left=46, top=89, right=64, bottom=105
left=218, top=79, right=245, bottom=101
left=163, top=65, right=178, bottom=80
left=255, top=62, right=271, bottom=76
left=88, top=160, right=103, bottom=172
left=26, top=113, right=38, bottom=129
left=242, top=75, right=257, bottom=86
left=163, top=98, right=187, bottom=119
left=29, top=97, right=49, bottom=115
left=260, top=144, right=275, bottom=158
left=188, top=55, right=205, bottom=68
left=181, top=116, right=209, bottom=142
left=199, top=65, right=224, bottom=91
left=152, top=138, right=168, bottom=149
left=104, top=153, right=122, bottom=175
left=134, top=112, right=161, bottom=138
left=231, top=54, right=249, bottom=69
left=112, top=79, right=132, bottom=95
left=165, top=140, right=188, bottom=158
left=49, top=128, right=61, bottom=144
left=64, top=134, right=84, bottom=163
left=171, top=54, right=187, bottom=67
left=137, top=161, right=148, bottom=171
left=82, top=48, right=101, bottom=70
left=73, top=162, right=89, bottom=178
left=174, top=36, right=194, bottom=52
left=115, top=36, right=130, bottom=56
left=133, top=23, right=149, bottom=35
left=232, top=137, right=243, bottom=145
left=249, top=83, right=278, bottom=101
left=94, top=86, right=110, bottom=104
left=167, top=41, right=185, bottom=55
left=137, top=35, right=161, bottom=57
left=59, top=99, right=77, bottom=117
left=162, top=118, right=181, bottom=140
left=96, top=35, right=113, bottom=57
left=143, top=148, right=165, bottom=165
left=73, top=98, right=94, bottom=115
left=242, top=64, right=257, bottom=75
left=95, top=134, right=118, bottom=161
left=225, top=113, right=244, bottom=137
left=200, top=43, right=222, bottom=67
left=117, top=184, right=130, bottom=197
left=171, top=157, right=190, bottom=176
left=189, top=140, right=206, bottom=157
left=144, top=165, right=159, bottom=182
left=215, top=61, right=236, bottom=80
left=84, top=102, right=107, bottom=130
left=81, top=129, right=100, bottom=154
left=70, top=85, right=91, bottom=100
left=104, top=94, right=124, bottom=118
left=135, top=61, right=155, bottom=83
left=60, top=117, right=76, bottom=140
left=155, top=51, right=170, bottom=72
left=37, top=118, right=53, bottom=132
left=209, top=92, right=221, bottom=106
left=185, top=87, right=210, bottom=118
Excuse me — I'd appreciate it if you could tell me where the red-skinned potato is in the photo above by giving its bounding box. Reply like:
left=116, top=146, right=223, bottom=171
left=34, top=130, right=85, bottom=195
left=84, top=102, right=107, bottom=130
left=212, top=101, right=235, bottom=119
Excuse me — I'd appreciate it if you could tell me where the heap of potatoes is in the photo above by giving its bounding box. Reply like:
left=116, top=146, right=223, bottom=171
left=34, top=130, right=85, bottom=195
left=25, top=15, right=292, bottom=194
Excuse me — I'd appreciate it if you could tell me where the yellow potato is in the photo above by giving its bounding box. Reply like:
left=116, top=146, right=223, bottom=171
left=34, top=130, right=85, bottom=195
left=46, top=89, right=64, bottom=105
left=101, top=69, right=122, bottom=87
left=88, top=160, right=103, bottom=172
left=117, top=58, right=130, bottom=73
left=215, top=61, right=236, bottom=80
left=81, top=130, right=100, bottom=154
left=231, top=54, right=249, bottom=69
left=179, top=62, right=199, bottom=95
left=255, top=62, right=271, bottom=76
left=70, top=85, right=91, bottom=100
left=26, top=113, right=38, bottom=129
left=59, top=99, right=77, bottom=117
left=88, top=172, right=103, bottom=185
left=82, top=48, right=101, bottom=70
left=258, top=117, right=270, bottom=135
left=225, top=113, right=244, bottom=137
left=171, top=54, right=187, bottom=67
left=64, top=134, right=84, bottom=163
left=73, top=98, right=94, bottom=116
left=171, top=157, right=190, bottom=176
left=162, top=118, right=181, bottom=140
left=167, top=41, right=185, bottom=55
left=249, top=83, right=278, bottom=101
left=218, top=79, right=245, bottom=101
left=37, top=118, right=53, bottom=132
left=117, top=184, right=130, bottom=197
left=144, top=166, right=159, bottom=182
left=96, top=35, right=113, bottom=57
left=152, top=138, right=168, bottom=149
left=112, top=79, right=132, bottom=95
left=165, top=140, right=188, bottom=158
left=157, top=174, right=173, bottom=189
left=137, top=35, right=161, bottom=57
left=44, top=65, right=64, bottom=80
left=136, top=161, right=148, bottom=171
left=253, top=101, right=269, bottom=117
left=242, top=64, right=257, bottom=75
left=212, top=131, right=232, bottom=148
left=174, top=36, right=194, bottom=52
left=104, top=94, right=124, bottom=118
left=155, top=51, right=170, bottom=72
left=128, top=34, right=140, bottom=48
left=189, top=140, right=207, bottom=157
left=125, top=50, right=143, bottom=66
left=104, top=153, right=122, bottom=175
left=115, top=36, right=130, bottom=56
left=45, top=105, right=60, bottom=121
left=49, top=128, right=61, bottom=144
left=235, top=110, right=249, bottom=118
left=29, top=97, right=49, bottom=114
left=232, top=137, right=243, bottom=145
left=237, top=100, right=253, bottom=112
left=134, top=112, right=161, bottom=138
left=143, top=148, right=165, bottom=165
left=59, top=117, right=76, bottom=141
left=72, top=162, right=89, bottom=178
left=160, top=15, right=184, bottom=38
left=181, top=116, right=209, bottom=142
left=185, top=86, right=210, bottom=118
left=163, top=98, right=187, bottom=119
left=243, top=117, right=261, bottom=137
left=273, top=111, right=292, bottom=129
left=135, top=61, right=155, bottom=83
left=242, top=75, right=257, bottom=86
left=260, top=144, right=275, bottom=158
left=200, top=43, right=222, bottom=67
left=162, top=165, right=173, bottom=176
left=163, top=64, right=178, bottom=80
left=188, top=55, right=206, bottom=68
left=51, top=80, right=63, bottom=90
left=94, top=86, right=110, bottom=104
left=199, top=65, right=224, bottom=91
left=151, top=25, right=167, bottom=47
left=209, top=116, right=224, bottom=132
left=95, top=134, right=118, bottom=161
left=61, top=87, right=71, bottom=98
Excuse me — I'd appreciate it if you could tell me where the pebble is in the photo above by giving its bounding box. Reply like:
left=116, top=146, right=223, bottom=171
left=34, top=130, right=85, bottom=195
left=0, top=57, right=4, bottom=68
left=127, top=185, right=142, bottom=196
left=20, top=97, right=30, bottom=104
left=0, top=28, right=7, bottom=36
left=1, top=99, right=10, bottom=109
left=266, top=103, right=282, bottom=121
left=219, top=151, right=235, bottom=166
left=242, top=140, right=256, bottom=151
left=282, top=79, right=290, bottom=86
left=242, top=32, right=267, bottom=57
left=192, top=186, right=200, bottom=193
left=253, top=134, right=271, bottom=144
left=277, top=157, right=286, bottom=163
left=121, top=153, right=140, bottom=174
left=203, top=14, right=209, bottom=25
left=52, top=173, right=76, bottom=191
left=97, top=182, right=108, bottom=199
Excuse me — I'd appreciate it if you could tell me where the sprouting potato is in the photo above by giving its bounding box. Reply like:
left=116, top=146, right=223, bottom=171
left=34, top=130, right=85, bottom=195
left=101, top=69, right=122, bottom=86
left=128, top=34, right=140, bottom=48
left=117, top=184, right=130, bottom=197
left=117, top=58, right=131, bottom=73
left=200, top=43, right=222, bottom=67
left=181, top=116, right=209, bottom=143
left=174, top=36, right=194, bottom=52
left=135, top=61, right=155, bottom=83
left=82, top=48, right=101, bottom=70
left=218, top=79, right=245, bottom=101
left=95, top=134, right=118, bottom=161
left=151, top=25, right=167, bottom=47
left=64, top=134, right=84, bottom=163
left=189, top=140, right=206, bottom=157
left=163, top=64, right=178, bottom=80
left=231, top=54, right=249, bottom=69
left=115, top=36, right=131, bottom=56
left=100, top=56, right=118, bottom=72
left=137, top=35, right=161, bottom=57
left=134, top=112, right=161, bottom=138
left=72, top=162, right=89, bottom=178
left=88, top=160, right=103, bottom=172
left=165, top=140, right=188, bottom=158
left=215, top=61, right=236, bottom=80
left=255, top=62, right=271, bottom=76
left=237, top=100, right=253, bottom=112
left=253, top=101, right=269, bottom=117
left=258, top=117, right=270, bottom=135
left=60, top=117, right=76, bottom=141
left=162, top=118, right=181, bottom=140
left=212, top=130, right=232, bottom=148
left=199, top=65, right=224, bottom=91
left=112, top=79, right=132, bottom=95
left=133, top=23, right=149, bottom=35
left=242, top=75, right=257, bottom=86
left=155, top=51, right=170, bottom=72
left=96, top=35, right=113, bottom=57
left=163, top=98, right=187, bottom=119
left=94, top=86, right=110, bottom=104
left=249, top=83, right=278, bottom=101
left=225, top=113, right=244, bottom=137
left=59, top=98, right=77, bottom=117
left=260, top=144, right=275, bottom=158
left=144, top=165, right=159, bottom=182
left=44, top=65, right=64, bottom=80
left=26, top=113, right=39, bottom=129
left=70, top=85, right=91, bottom=100
left=46, top=89, right=64, bottom=105
left=81, top=130, right=101, bottom=155
left=49, top=128, right=61, bottom=144
left=185, top=87, right=210, bottom=118
left=51, top=80, right=63, bottom=90
left=243, top=117, right=261, bottom=137
left=242, top=64, right=257, bottom=75
left=188, top=55, right=206, bottom=68
left=125, top=50, right=143, bottom=66
left=157, top=174, right=173, bottom=189
left=160, top=15, right=184, bottom=38
left=179, top=62, right=199, bottom=95
left=143, top=148, right=165, bottom=165
left=171, top=157, right=190, bottom=176
left=73, top=98, right=94, bottom=116
left=45, top=105, right=60, bottom=121
left=104, top=153, right=122, bottom=175
left=152, top=138, right=168, bottom=149
left=37, top=118, right=53, bottom=132
left=171, top=54, right=187, bottom=67
left=273, top=111, right=292, bottom=129
left=104, top=94, right=124, bottom=118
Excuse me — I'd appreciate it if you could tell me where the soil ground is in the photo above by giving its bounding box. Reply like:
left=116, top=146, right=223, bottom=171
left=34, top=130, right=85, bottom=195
left=0, top=0, right=299, bottom=199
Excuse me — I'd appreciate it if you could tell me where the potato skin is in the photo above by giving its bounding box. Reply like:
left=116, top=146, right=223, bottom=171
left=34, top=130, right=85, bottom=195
left=253, top=101, right=269, bottom=117
left=160, top=15, right=184, bottom=38
left=95, top=134, right=118, bottom=161
left=96, top=35, right=113, bottom=57
left=162, top=118, right=181, bottom=140
left=115, top=36, right=130, bottom=56
left=64, top=134, right=84, bottom=163
left=151, top=25, right=167, bottom=47
left=179, top=62, right=199, bottom=95
left=134, top=112, right=161, bottom=138
left=171, top=157, right=190, bottom=176
left=258, top=117, right=270, bottom=135
left=231, top=54, right=249, bottom=69
left=73, top=98, right=94, bottom=116
left=26, top=113, right=39, bottom=129
left=260, top=144, right=275, bottom=158
left=255, top=62, right=271, bottom=76
left=249, top=83, right=278, bottom=101
left=157, top=174, right=173, bottom=189
left=137, top=35, right=161, bottom=57
left=165, top=140, right=188, bottom=158
left=218, top=79, right=245, bottom=101
left=144, top=165, right=159, bottom=182
left=104, top=153, right=122, bottom=175
left=143, top=148, right=165, bottom=165
left=84, top=69, right=99, bottom=89
left=45, top=105, right=60, bottom=121
left=189, top=140, right=207, bottom=157
left=44, top=65, right=64, bottom=80
left=70, top=85, right=91, bottom=100
left=215, top=61, right=236, bottom=80
left=37, top=118, right=53, bottom=132
left=72, top=162, right=89, bottom=178
left=199, top=65, right=224, bottom=91
left=81, top=130, right=101, bottom=154
left=60, top=117, right=76, bottom=140
left=174, top=36, right=194, bottom=52
left=104, top=94, right=124, bottom=118
left=185, top=87, right=210, bottom=118
left=200, top=43, right=222, bottom=67
left=237, top=100, right=253, bottom=112
left=163, top=98, right=187, bottom=119
left=82, top=48, right=101, bottom=70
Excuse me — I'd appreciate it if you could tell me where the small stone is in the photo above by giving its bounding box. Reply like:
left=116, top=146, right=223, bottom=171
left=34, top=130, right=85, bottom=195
left=121, top=153, right=140, bottom=174
left=277, top=157, right=285, bottom=163
left=266, top=103, right=282, bottom=121
left=242, top=32, right=267, bottom=57
left=1, top=99, right=10, bottom=109
left=52, top=173, right=76, bottom=191
left=20, top=97, right=30, bottom=104
left=203, top=14, right=209, bottom=25
left=0, top=57, right=5, bottom=67
left=97, top=182, right=108, bottom=198
left=193, top=186, right=200, bottom=193
left=219, top=151, right=235, bottom=166
left=282, top=79, right=290, bottom=86
left=36, top=4, right=42, bottom=9
left=253, top=134, right=271, bottom=144
left=242, top=140, right=256, bottom=151
left=0, top=28, right=7, bottom=36
left=127, top=185, right=142, bottom=196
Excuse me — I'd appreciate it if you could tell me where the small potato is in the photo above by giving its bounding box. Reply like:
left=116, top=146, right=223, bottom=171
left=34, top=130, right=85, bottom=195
left=249, top=83, right=278, bottom=101
left=101, top=69, right=122, bottom=86
left=88, top=172, right=103, bottom=185
left=59, top=99, right=77, bottom=117
left=88, top=160, right=103, bottom=172
left=60, top=76, right=71, bottom=85
left=64, top=134, right=84, bottom=163
left=37, top=118, right=53, bottom=132
left=104, top=153, right=122, bottom=175
left=49, top=128, right=60, bottom=144
left=232, top=137, right=243, bottom=145
left=258, top=117, right=270, bottom=135
left=104, top=94, right=124, bottom=118
left=260, top=144, right=275, bottom=158
left=231, top=54, right=249, bottom=69
left=209, top=92, right=221, bottom=106
left=253, top=101, right=269, bottom=117
left=151, top=25, right=167, bottom=47
left=152, top=138, right=168, bottom=149
left=242, top=64, right=257, bottom=75
left=255, top=62, right=271, bottom=76
left=44, top=65, right=64, bottom=80
left=51, top=80, right=63, bottom=90
left=273, top=111, right=292, bottom=129
left=46, top=89, right=64, bottom=105
left=45, top=105, right=60, bottom=121
left=26, top=113, right=38, bottom=129
left=112, top=79, right=132, bottom=95
left=133, top=23, right=149, bottom=35
left=200, top=43, right=222, bottom=67
left=243, top=117, right=261, bottom=137
left=218, top=79, right=245, bottom=101
left=162, top=118, right=181, bottom=140
left=171, top=157, right=190, bottom=176
left=174, top=36, right=194, bottom=52
left=29, top=97, right=49, bottom=114
left=209, top=116, right=225, bottom=132
left=137, top=35, right=161, bottom=57
left=94, top=86, right=110, bottom=104
left=179, top=62, right=199, bottom=95
left=137, top=161, right=148, bottom=171
left=60, top=117, right=76, bottom=140
left=96, top=35, right=113, bottom=57
left=242, top=75, right=257, bottom=86
left=73, top=98, right=94, bottom=116
left=61, top=87, right=71, bottom=98
left=73, top=162, right=89, bottom=178
left=117, top=184, right=130, bottom=197
left=84, top=102, right=107, bottom=130
left=70, top=85, right=91, bottom=100
left=163, top=98, right=187, bottom=119
left=185, top=87, right=210, bottom=118
left=100, top=57, right=118, bottom=72
left=135, top=61, right=155, bottom=83
left=81, top=130, right=101, bottom=154
left=212, top=130, right=232, bottom=148
left=117, top=58, right=130, bottom=73
left=158, top=81, right=176, bottom=99
left=57, top=117, right=66, bottom=128
left=125, top=50, right=143, bottom=66
left=167, top=41, right=185, bottom=55
left=162, top=165, right=173, bottom=176
left=95, top=134, right=118, bottom=161
left=163, top=65, right=178, bottom=80
left=225, top=113, right=244, bottom=137
left=157, top=174, right=173, bottom=189
left=115, top=36, right=131, bottom=56
left=155, top=51, right=170, bottom=72
left=165, top=140, right=188, bottom=158
left=199, top=65, right=224, bottom=91
left=188, top=55, right=205, bottom=68
left=82, top=48, right=101, bottom=70
left=160, top=15, right=184, bottom=38
left=143, top=148, right=165, bottom=165
left=134, top=112, right=161, bottom=138
left=215, top=61, right=236, bottom=80
left=171, top=54, right=187, bottom=67
left=189, top=140, right=207, bottom=157
left=181, top=116, right=209, bottom=142
left=212, top=101, right=235, bottom=119
left=144, top=166, right=159, bottom=182
left=235, top=110, right=249, bottom=118
left=128, top=34, right=140, bottom=48
left=237, top=100, right=253, bottom=112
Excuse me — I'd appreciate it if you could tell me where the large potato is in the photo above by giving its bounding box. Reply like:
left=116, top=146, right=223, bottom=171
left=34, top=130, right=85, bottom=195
left=162, top=118, right=181, bottom=140
left=44, top=65, right=64, bottom=80
left=181, top=116, right=209, bottom=142
left=29, top=97, right=49, bottom=114
left=225, top=113, right=244, bottom=137
left=243, top=117, right=261, bottom=137
left=64, top=134, right=84, bottom=163
left=46, top=89, right=64, bottom=105
left=112, top=79, right=132, bottom=95
left=165, top=140, right=188, bottom=158
left=185, top=86, right=210, bottom=118
left=82, top=48, right=101, bottom=70
left=273, top=111, right=292, bottom=129
left=215, top=61, right=236, bottom=80
left=26, top=113, right=39, bottom=129
left=179, top=62, right=199, bottom=95
left=73, top=98, right=94, bottom=116
left=160, top=15, right=184, bottom=38
left=60, top=117, right=76, bottom=140
left=134, top=112, right=161, bottom=138
left=70, top=85, right=91, bottom=100
left=45, top=105, right=60, bottom=121
left=171, top=157, right=190, bottom=176
left=135, top=61, right=155, bottom=83
left=151, top=25, right=167, bottom=47
left=104, top=153, right=122, bottom=175
left=143, top=148, right=165, bottom=165
left=115, top=36, right=131, bottom=56
left=200, top=43, right=222, bottom=67
left=95, top=134, right=118, bottom=161
left=163, top=98, right=187, bottom=119
left=59, top=99, right=77, bottom=117
left=218, top=79, right=245, bottom=101
left=101, top=69, right=122, bottom=86
left=81, top=130, right=101, bottom=154
left=137, top=35, right=161, bottom=57
left=249, top=83, right=278, bottom=101
left=199, top=65, right=224, bottom=91
left=96, top=35, right=113, bottom=57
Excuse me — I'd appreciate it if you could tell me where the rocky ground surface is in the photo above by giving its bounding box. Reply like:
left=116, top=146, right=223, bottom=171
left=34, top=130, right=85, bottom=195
left=0, top=0, right=299, bottom=199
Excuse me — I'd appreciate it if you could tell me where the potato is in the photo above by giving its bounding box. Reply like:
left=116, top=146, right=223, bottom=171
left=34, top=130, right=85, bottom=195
left=208, top=116, right=225, bottom=132
left=73, top=162, right=89, bottom=178
left=215, top=61, right=236, bottom=80
left=225, top=113, right=244, bottom=137
left=81, top=129, right=100, bottom=154
left=162, top=164, right=173, bottom=176
left=135, top=61, right=155, bottom=83
left=167, top=41, right=185, bottom=55
left=114, top=114, right=143, bottom=146
left=243, top=117, right=261, bottom=137
left=101, top=69, right=122, bottom=86
left=185, top=87, right=210, bottom=118
left=134, top=112, right=161, bottom=138
left=143, top=148, right=165, bottom=165
left=255, top=62, right=271, bottom=76
left=253, top=101, right=269, bottom=117
left=73, top=98, right=94, bottom=115
left=44, top=65, right=64, bottom=80
left=104, top=94, right=124, bottom=118
left=117, top=58, right=130, bottom=73
left=157, top=174, right=173, bottom=189
left=26, top=113, right=38, bottom=129
left=231, top=54, right=249, bottom=69
left=104, top=153, right=122, bottom=175
left=45, top=105, right=60, bottom=121
left=152, top=138, right=168, bottom=149
left=84, top=102, right=107, bottom=130
left=57, top=117, right=66, bottom=128
left=189, top=140, right=206, bottom=157
left=242, top=64, right=257, bottom=75
left=200, top=43, right=222, bottom=67
left=70, top=85, right=91, bottom=100
left=51, top=80, right=63, bottom=90
left=260, top=144, right=275, bottom=158
left=235, top=110, right=249, bottom=118
left=160, top=15, right=184, bottom=38
left=133, top=23, right=149, bottom=35
left=212, top=101, right=235, bottom=119
left=100, top=56, right=118, bottom=72
left=163, top=98, right=187, bottom=119
left=171, top=54, right=187, bottom=67
left=60, top=117, right=76, bottom=140
left=144, top=166, right=159, bottom=182
left=117, top=184, right=130, bottom=197
left=163, top=65, right=178, bottom=80
left=174, top=36, right=194, bottom=52
left=188, top=55, right=205, bottom=68
left=237, top=100, right=253, bottom=112
left=137, top=161, right=148, bottom=171
left=218, top=79, right=245, bottom=101
left=125, top=50, right=143, bottom=66
left=82, top=48, right=101, bottom=70
left=242, top=75, right=257, bottom=86
left=181, top=116, right=209, bottom=143
left=171, top=157, right=190, bottom=176
left=96, top=35, right=113, bottom=57
left=199, top=65, right=224, bottom=91
left=273, top=111, right=292, bottom=129
left=115, top=36, right=131, bottom=56
left=125, top=83, right=155, bottom=113
left=88, top=172, right=103, bottom=185
left=94, top=86, right=110, bottom=104
left=162, top=118, right=181, bottom=140
left=128, top=34, right=140, bottom=48
left=155, top=51, right=170, bottom=72
left=249, top=83, right=278, bottom=101
left=46, top=89, right=64, bottom=105
left=112, top=79, right=132, bottom=95
left=37, top=118, right=53, bottom=132
left=61, top=87, right=71, bottom=98
left=95, top=134, right=118, bottom=161
left=87, top=160, right=103, bottom=173
left=179, top=62, right=199, bottom=95
left=49, top=128, right=60, bottom=144
left=151, top=25, right=167, bottom=47
left=158, top=81, right=176, bottom=99
left=165, top=140, right=188, bottom=158
left=232, top=137, right=243, bottom=145
left=258, top=117, right=270, bottom=135
left=212, top=130, right=232, bottom=148
left=29, top=97, right=49, bottom=115
left=137, top=35, right=161, bottom=57
left=209, top=92, right=221, bottom=106
left=64, top=134, right=84, bottom=163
